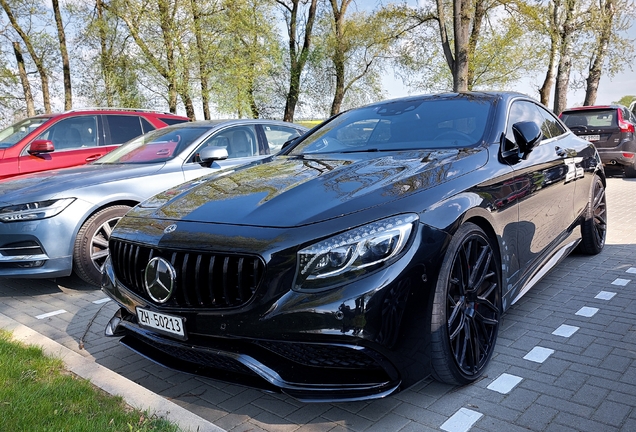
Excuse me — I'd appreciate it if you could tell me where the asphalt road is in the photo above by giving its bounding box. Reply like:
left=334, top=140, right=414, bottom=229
left=1, top=176, right=635, bottom=432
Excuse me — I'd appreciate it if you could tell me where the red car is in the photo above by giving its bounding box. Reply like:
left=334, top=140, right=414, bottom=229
left=0, top=109, right=189, bottom=179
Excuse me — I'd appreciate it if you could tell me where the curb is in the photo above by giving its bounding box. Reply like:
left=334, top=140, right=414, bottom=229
left=0, top=312, right=225, bottom=432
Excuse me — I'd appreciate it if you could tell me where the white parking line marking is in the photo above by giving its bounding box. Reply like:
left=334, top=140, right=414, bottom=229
left=553, top=324, right=579, bottom=337
left=595, top=291, right=616, bottom=300
left=93, top=298, right=111, bottom=304
left=626, top=267, right=636, bottom=274
left=524, top=346, right=554, bottom=363
left=612, top=278, right=630, bottom=286
left=576, top=307, right=599, bottom=317
left=36, top=310, right=67, bottom=320
left=441, top=408, right=483, bottom=432
left=487, top=373, right=523, bottom=394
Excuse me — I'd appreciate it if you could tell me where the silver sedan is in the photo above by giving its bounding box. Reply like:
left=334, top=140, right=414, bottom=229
left=0, top=119, right=306, bottom=285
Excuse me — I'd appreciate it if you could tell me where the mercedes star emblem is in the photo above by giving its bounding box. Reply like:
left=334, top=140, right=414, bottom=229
left=144, top=257, right=176, bottom=303
left=164, top=224, right=177, bottom=234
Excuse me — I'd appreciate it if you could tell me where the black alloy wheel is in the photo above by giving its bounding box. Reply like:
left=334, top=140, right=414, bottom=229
left=431, top=222, right=501, bottom=385
left=578, top=175, right=607, bottom=255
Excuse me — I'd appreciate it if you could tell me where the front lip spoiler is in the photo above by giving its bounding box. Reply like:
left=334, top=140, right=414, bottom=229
left=107, top=311, right=401, bottom=403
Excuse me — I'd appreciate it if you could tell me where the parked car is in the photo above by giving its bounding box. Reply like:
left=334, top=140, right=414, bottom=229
left=0, top=120, right=306, bottom=286
left=101, top=92, right=606, bottom=402
left=0, top=108, right=190, bottom=180
left=560, top=105, right=636, bottom=177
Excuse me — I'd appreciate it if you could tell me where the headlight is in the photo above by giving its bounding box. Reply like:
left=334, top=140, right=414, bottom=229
left=295, top=214, right=419, bottom=291
left=0, top=198, right=75, bottom=222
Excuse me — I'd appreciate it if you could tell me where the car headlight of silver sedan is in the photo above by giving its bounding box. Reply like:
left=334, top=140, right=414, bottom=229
left=295, top=214, right=419, bottom=291
left=0, top=198, right=76, bottom=222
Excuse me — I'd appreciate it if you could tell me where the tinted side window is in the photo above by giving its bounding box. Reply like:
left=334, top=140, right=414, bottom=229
left=506, top=101, right=543, bottom=144
left=262, top=125, right=303, bottom=153
left=34, top=116, right=98, bottom=151
left=537, top=105, right=566, bottom=139
left=140, top=117, right=156, bottom=134
left=104, top=115, right=144, bottom=144
left=159, top=117, right=190, bottom=126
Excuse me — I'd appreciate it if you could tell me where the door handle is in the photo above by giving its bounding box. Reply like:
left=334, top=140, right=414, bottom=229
left=85, top=154, right=103, bottom=162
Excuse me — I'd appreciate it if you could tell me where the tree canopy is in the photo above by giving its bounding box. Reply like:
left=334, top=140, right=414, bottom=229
left=0, top=0, right=632, bottom=124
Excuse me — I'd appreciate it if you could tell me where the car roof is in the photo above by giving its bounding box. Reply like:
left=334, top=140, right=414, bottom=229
left=562, top=105, right=627, bottom=112
left=31, top=108, right=189, bottom=120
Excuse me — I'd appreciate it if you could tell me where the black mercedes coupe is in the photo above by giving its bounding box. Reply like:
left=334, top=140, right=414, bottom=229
left=102, top=92, right=607, bottom=402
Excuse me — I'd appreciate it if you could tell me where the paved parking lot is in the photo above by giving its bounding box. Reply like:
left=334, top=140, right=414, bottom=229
left=1, top=176, right=636, bottom=432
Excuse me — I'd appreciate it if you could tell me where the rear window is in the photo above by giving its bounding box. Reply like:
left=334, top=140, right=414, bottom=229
left=561, top=110, right=617, bottom=128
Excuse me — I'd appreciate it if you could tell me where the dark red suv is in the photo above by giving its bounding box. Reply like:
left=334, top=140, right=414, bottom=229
left=0, top=109, right=189, bottom=179
left=560, top=105, right=636, bottom=177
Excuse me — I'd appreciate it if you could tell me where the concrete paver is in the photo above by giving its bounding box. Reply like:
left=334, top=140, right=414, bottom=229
left=1, top=176, right=636, bottom=431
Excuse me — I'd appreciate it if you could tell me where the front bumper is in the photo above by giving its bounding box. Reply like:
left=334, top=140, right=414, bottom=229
left=0, top=221, right=75, bottom=279
left=101, top=221, right=448, bottom=401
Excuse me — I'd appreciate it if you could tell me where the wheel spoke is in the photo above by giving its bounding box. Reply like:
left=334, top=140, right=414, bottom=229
left=91, top=249, right=109, bottom=261
left=91, top=236, right=109, bottom=248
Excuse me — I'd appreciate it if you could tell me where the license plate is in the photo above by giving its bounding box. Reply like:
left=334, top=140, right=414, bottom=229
left=136, top=307, right=186, bottom=340
left=582, top=134, right=600, bottom=142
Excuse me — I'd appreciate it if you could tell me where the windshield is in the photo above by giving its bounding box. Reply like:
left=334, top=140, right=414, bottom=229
left=95, top=126, right=210, bottom=164
left=290, top=97, right=492, bottom=155
left=0, top=117, right=51, bottom=149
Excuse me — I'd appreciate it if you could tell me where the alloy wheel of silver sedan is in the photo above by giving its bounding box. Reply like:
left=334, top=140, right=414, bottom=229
left=73, top=205, right=131, bottom=286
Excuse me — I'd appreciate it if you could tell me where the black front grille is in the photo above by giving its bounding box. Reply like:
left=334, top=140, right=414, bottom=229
left=110, top=239, right=264, bottom=309
left=257, top=341, right=383, bottom=370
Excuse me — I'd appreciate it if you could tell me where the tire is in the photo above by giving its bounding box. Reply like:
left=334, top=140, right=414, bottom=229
left=624, top=161, right=636, bottom=178
left=430, top=222, right=501, bottom=385
left=73, top=205, right=131, bottom=286
left=578, top=175, right=607, bottom=255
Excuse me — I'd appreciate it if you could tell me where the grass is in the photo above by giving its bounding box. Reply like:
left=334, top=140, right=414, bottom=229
left=0, top=329, right=180, bottom=432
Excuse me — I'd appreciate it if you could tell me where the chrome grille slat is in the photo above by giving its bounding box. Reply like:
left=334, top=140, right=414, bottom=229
left=109, top=239, right=264, bottom=309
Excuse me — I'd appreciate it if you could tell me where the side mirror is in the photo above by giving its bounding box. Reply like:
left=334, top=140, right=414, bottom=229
left=512, top=121, right=543, bottom=157
left=198, top=146, right=228, bottom=168
left=28, top=139, right=55, bottom=155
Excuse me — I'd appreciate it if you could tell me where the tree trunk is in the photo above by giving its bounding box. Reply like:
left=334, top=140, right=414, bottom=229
left=191, top=0, right=210, bottom=119
left=13, top=42, right=35, bottom=116
left=328, top=0, right=352, bottom=116
left=553, top=0, right=576, bottom=114
left=280, top=0, right=318, bottom=122
left=52, top=0, right=72, bottom=110
left=0, top=0, right=51, bottom=113
left=539, top=1, right=560, bottom=106
left=452, top=0, right=471, bottom=91
left=467, top=0, right=486, bottom=89
left=584, top=0, right=614, bottom=106
left=96, top=0, right=113, bottom=106
left=158, top=0, right=178, bottom=113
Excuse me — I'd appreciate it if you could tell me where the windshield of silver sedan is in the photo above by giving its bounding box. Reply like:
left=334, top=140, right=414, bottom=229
left=94, top=126, right=210, bottom=164
left=291, top=97, right=492, bottom=155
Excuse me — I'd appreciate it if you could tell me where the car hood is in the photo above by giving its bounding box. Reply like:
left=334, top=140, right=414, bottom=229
left=132, top=147, right=488, bottom=228
left=0, top=163, right=165, bottom=204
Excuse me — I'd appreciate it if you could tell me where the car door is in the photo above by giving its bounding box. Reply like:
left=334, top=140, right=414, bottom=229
left=504, top=100, right=575, bottom=283
left=17, top=115, right=102, bottom=175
